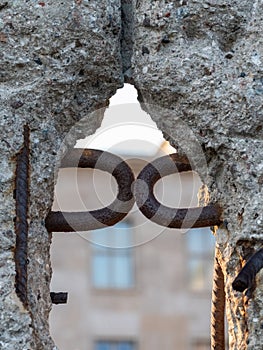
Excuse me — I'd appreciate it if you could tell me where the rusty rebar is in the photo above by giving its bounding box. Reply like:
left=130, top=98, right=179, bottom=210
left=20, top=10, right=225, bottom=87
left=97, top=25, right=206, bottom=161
left=232, top=247, right=263, bottom=292
left=50, top=292, right=68, bottom=304
left=211, top=249, right=225, bottom=350
left=45, top=149, right=135, bottom=232
left=133, top=153, right=223, bottom=228
left=14, top=125, right=30, bottom=307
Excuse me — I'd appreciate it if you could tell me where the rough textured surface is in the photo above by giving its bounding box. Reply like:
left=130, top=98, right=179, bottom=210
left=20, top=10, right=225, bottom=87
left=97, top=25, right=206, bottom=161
left=0, top=1, right=122, bottom=349
left=0, top=0, right=262, bottom=349
left=131, top=1, right=263, bottom=349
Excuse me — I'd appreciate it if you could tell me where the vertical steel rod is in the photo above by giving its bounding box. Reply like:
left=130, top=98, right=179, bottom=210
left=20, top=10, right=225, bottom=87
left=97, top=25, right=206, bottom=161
left=211, top=247, right=225, bottom=350
left=14, top=125, right=30, bottom=307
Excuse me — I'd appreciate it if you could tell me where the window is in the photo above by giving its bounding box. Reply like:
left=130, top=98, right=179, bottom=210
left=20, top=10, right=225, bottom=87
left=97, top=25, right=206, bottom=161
left=95, top=341, right=135, bottom=350
left=191, top=339, right=210, bottom=350
left=186, top=228, right=215, bottom=291
left=91, top=221, right=134, bottom=289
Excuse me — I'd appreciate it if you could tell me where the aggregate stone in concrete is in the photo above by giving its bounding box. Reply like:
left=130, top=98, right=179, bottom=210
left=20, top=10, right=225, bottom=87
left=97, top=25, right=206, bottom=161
left=1, top=0, right=262, bottom=349
left=131, top=1, right=263, bottom=349
left=0, top=1, right=123, bottom=349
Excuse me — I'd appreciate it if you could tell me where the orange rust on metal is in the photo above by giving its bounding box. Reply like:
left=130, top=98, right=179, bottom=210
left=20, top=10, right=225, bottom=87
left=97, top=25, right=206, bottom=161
left=211, top=252, right=225, bottom=350
left=14, top=125, right=30, bottom=307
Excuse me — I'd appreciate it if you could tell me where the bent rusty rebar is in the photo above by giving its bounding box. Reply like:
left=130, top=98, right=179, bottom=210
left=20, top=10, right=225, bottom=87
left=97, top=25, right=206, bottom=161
left=133, top=153, right=222, bottom=228
left=14, top=125, right=30, bottom=307
left=232, top=247, right=263, bottom=292
left=45, top=149, right=135, bottom=232
left=45, top=149, right=226, bottom=347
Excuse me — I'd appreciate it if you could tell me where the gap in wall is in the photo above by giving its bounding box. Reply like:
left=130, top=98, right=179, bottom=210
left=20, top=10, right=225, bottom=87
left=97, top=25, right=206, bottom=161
left=49, top=84, right=215, bottom=350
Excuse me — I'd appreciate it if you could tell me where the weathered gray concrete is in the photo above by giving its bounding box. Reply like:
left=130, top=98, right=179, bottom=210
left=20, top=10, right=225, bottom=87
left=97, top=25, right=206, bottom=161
left=0, top=0, right=262, bottom=349
left=131, top=1, right=263, bottom=350
left=0, top=1, right=122, bottom=349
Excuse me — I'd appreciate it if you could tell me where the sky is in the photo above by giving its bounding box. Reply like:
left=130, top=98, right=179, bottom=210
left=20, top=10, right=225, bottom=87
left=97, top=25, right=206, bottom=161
left=75, top=84, right=174, bottom=156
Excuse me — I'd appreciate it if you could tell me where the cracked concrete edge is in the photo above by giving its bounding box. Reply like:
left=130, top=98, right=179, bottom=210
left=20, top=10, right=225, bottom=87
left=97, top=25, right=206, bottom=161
left=131, top=1, right=263, bottom=349
left=1, top=0, right=263, bottom=349
left=0, top=1, right=123, bottom=349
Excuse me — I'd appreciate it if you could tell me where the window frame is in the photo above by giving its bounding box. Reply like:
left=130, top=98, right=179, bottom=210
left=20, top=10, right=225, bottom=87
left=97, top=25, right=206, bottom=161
left=94, top=339, right=137, bottom=350
left=190, top=338, right=211, bottom=350
left=90, top=221, right=136, bottom=290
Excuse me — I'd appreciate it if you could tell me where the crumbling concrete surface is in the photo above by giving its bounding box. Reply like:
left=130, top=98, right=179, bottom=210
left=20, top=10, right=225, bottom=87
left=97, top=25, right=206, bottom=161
left=0, top=1, right=122, bottom=349
left=131, top=1, right=263, bottom=350
left=0, top=0, right=262, bottom=349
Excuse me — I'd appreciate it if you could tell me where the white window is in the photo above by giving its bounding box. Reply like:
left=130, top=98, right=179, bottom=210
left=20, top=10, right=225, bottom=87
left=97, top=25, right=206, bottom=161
left=91, top=221, right=134, bottom=289
left=186, top=228, right=215, bottom=291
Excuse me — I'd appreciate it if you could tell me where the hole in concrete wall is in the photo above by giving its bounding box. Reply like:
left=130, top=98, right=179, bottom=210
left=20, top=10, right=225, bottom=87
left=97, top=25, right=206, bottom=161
left=50, top=84, right=216, bottom=350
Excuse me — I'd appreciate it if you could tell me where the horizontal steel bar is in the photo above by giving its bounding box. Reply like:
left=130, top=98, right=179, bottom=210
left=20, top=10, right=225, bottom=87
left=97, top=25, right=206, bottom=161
left=50, top=292, right=68, bottom=304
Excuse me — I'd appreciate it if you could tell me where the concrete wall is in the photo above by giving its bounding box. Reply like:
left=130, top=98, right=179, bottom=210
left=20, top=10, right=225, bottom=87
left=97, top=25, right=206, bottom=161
left=0, top=1, right=262, bottom=349
left=1, top=1, right=122, bottom=349
left=130, top=2, right=263, bottom=350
